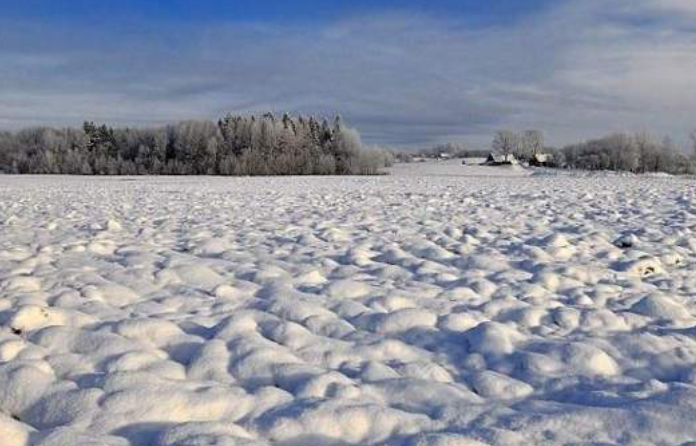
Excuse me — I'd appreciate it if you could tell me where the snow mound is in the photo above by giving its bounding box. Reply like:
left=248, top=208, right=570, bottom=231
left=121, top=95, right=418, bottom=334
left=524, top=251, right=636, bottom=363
left=170, top=264, right=226, bottom=290
left=407, top=433, right=491, bottom=446
left=372, top=308, right=438, bottom=333
left=0, top=412, right=33, bottom=446
left=561, top=342, right=620, bottom=377
left=256, top=400, right=432, bottom=444
left=156, top=422, right=263, bottom=446
left=4, top=276, right=41, bottom=293
left=618, top=257, right=665, bottom=278
left=629, top=293, right=691, bottom=321
left=614, top=233, right=639, bottom=248
left=464, top=322, right=522, bottom=356
left=470, top=370, right=534, bottom=399
left=8, top=305, right=96, bottom=333
left=325, top=280, right=373, bottom=299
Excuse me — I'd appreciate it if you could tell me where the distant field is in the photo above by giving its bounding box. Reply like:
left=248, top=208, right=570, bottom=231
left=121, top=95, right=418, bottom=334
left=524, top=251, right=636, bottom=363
left=1, top=164, right=696, bottom=446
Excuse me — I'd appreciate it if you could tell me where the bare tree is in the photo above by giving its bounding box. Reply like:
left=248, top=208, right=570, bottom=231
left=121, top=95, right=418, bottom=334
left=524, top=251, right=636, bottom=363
left=523, top=130, right=545, bottom=158
left=561, top=132, right=692, bottom=174
left=635, top=132, right=658, bottom=173
left=492, top=130, right=518, bottom=162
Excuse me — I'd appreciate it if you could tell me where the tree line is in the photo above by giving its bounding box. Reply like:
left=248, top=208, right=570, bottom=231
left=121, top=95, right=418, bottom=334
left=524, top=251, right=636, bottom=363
left=558, top=132, right=694, bottom=174
left=486, top=129, right=694, bottom=174
left=402, top=128, right=696, bottom=175
left=0, top=113, right=393, bottom=176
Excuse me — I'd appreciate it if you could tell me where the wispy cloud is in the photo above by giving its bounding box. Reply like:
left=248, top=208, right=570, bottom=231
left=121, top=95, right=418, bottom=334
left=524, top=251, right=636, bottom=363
left=1, top=0, right=695, bottom=148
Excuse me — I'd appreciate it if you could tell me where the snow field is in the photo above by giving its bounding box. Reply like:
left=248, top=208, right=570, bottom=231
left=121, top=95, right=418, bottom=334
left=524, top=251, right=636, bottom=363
left=0, top=164, right=696, bottom=445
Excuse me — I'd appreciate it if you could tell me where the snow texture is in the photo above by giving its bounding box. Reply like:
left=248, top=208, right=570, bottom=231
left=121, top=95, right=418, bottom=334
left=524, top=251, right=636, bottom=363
left=1, top=162, right=696, bottom=446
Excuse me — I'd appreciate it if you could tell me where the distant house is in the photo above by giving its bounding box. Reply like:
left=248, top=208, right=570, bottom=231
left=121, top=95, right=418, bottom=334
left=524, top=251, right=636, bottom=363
left=485, top=153, right=517, bottom=166
left=529, top=153, right=552, bottom=167
left=438, top=153, right=452, bottom=160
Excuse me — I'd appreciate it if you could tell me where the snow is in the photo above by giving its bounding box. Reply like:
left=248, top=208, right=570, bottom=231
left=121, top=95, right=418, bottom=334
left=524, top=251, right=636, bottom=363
left=1, top=162, right=696, bottom=445
left=0, top=412, right=33, bottom=446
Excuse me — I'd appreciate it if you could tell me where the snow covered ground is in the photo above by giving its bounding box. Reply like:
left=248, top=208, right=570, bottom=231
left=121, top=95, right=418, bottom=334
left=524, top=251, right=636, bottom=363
left=1, top=162, right=696, bottom=446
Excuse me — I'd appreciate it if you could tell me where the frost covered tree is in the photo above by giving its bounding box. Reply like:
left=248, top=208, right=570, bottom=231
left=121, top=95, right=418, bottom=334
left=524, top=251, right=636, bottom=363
left=635, top=132, right=660, bottom=173
left=0, top=113, right=389, bottom=176
left=522, top=130, right=544, bottom=159
left=492, top=130, right=518, bottom=161
left=561, top=132, right=692, bottom=174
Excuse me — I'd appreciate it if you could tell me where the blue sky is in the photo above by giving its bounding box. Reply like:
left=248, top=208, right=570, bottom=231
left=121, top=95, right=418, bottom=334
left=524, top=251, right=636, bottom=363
left=1, top=0, right=696, bottom=148
left=3, top=1, right=553, bottom=24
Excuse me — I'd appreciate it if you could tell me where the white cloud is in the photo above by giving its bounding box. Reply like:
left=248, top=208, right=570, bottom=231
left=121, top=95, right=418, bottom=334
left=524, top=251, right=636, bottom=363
left=631, top=0, right=696, bottom=16
left=0, top=1, right=695, bottom=148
